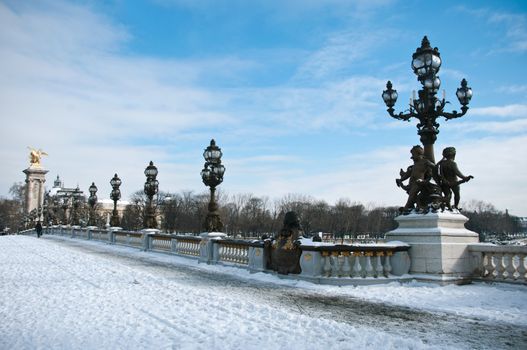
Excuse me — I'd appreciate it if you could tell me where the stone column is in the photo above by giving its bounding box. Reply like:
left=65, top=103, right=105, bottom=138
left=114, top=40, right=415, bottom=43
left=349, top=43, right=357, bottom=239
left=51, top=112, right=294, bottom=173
left=199, top=232, right=226, bottom=264
left=23, top=166, right=48, bottom=216
left=385, top=211, right=478, bottom=283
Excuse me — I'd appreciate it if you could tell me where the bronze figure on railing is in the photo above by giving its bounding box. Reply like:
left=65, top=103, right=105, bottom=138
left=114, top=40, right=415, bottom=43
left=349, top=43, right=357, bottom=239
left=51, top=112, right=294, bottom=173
left=265, top=211, right=303, bottom=274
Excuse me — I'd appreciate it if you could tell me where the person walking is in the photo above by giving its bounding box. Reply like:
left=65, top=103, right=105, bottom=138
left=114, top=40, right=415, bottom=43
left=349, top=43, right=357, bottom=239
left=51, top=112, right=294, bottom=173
left=35, top=221, right=42, bottom=238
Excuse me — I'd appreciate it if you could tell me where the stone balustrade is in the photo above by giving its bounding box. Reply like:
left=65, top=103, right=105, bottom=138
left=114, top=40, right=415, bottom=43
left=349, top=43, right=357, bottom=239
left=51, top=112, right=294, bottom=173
left=469, top=244, right=527, bottom=284
left=173, top=236, right=201, bottom=257
left=30, top=226, right=526, bottom=286
left=149, top=234, right=172, bottom=252
left=298, top=243, right=411, bottom=284
left=113, top=231, right=143, bottom=248
left=214, top=240, right=250, bottom=265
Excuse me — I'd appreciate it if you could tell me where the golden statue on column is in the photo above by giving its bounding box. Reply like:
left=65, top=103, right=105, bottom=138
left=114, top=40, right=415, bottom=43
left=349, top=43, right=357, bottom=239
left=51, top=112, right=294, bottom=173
left=28, top=147, right=48, bottom=168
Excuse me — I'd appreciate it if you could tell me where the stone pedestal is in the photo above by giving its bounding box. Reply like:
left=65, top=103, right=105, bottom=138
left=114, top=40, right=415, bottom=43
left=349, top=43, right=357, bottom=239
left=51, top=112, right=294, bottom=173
left=199, top=232, right=226, bottom=264
left=385, top=211, right=478, bottom=282
left=141, top=228, right=161, bottom=251
left=23, top=166, right=48, bottom=215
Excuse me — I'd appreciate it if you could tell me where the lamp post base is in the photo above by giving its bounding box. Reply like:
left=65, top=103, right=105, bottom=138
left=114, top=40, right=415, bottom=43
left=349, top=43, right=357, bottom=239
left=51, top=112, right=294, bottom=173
left=385, top=211, right=478, bottom=281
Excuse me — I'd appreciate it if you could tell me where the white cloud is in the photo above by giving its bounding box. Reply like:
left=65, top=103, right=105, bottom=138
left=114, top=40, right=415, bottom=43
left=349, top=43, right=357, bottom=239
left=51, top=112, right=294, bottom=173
left=293, top=30, right=399, bottom=82
left=455, top=6, right=527, bottom=53
left=470, top=104, right=527, bottom=118
left=497, top=84, right=527, bottom=94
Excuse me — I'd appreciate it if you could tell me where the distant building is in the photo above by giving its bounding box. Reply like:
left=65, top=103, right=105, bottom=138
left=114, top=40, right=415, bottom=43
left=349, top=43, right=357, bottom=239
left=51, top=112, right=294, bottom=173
left=47, top=175, right=128, bottom=226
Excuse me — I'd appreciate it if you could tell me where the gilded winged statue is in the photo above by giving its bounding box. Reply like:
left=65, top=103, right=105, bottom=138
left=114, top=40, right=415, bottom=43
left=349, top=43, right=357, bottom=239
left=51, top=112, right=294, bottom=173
left=28, top=147, right=48, bottom=167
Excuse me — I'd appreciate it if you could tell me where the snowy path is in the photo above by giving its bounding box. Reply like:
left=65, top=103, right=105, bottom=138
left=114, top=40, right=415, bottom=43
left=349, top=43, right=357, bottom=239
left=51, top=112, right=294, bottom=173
left=1, top=235, right=526, bottom=349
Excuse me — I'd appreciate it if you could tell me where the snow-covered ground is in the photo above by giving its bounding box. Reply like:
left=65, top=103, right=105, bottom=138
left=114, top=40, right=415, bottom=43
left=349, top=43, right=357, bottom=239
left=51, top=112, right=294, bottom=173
left=1, top=235, right=526, bottom=349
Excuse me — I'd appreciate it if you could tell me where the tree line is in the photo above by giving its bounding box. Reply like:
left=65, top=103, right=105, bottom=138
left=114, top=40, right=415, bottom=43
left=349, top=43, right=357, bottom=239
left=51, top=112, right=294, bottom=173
left=121, top=190, right=400, bottom=239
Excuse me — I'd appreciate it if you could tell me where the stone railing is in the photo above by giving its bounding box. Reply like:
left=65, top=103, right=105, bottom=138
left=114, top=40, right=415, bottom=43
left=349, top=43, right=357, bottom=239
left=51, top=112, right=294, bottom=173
left=297, top=243, right=411, bottom=284
left=90, top=228, right=109, bottom=242
left=214, top=240, right=250, bottom=266
left=469, top=244, right=527, bottom=284
left=173, top=236, right=201, bottom=257
left=148, top=233, right=172, bottom=252
left=32, top=226, right=524, bottom=286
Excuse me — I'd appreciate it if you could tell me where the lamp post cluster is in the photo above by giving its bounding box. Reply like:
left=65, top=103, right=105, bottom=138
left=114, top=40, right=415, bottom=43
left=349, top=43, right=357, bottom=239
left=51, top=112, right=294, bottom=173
left=143, top=161, right=159, bottom=229
left=382, top=36, right=472, bottom=163
left=109, top=174, right=122, bottom=227
left=201, top=139, right=226, bottom=232
left=29, top=139, right=227, bottom=232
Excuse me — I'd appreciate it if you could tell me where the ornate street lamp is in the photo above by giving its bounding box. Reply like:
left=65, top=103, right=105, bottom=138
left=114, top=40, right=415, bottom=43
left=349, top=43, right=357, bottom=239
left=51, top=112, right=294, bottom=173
left=143, top=161, right=159, bottom=229
left=88, top=182, right=98, bottom=226
left=37, top=206, right=43, bottom=224
left=109, top=174, right=122, bottom=227
left=61, top=195, right=70, bottom=225
left=201, top=139, right=226, bottom=232
left=382, top=36, right=472, bottom=163
left=42, top=192, right=50, bottom=226
left=71, top=186, right=83, bottom=226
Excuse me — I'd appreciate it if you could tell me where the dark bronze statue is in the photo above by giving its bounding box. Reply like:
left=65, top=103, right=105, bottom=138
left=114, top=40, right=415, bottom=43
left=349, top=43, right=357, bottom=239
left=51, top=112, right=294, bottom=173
left=396, top=145, right=441, bottom=213
left=396, top=145, right=473, bottom=214
left=264, top=211, right=303, bottom=274
left=437, top=147, right=473, bottom=210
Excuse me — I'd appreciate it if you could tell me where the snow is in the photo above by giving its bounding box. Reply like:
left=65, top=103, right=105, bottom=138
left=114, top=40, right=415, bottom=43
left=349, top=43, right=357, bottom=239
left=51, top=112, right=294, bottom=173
left=1, top=235, right=526, bottom=349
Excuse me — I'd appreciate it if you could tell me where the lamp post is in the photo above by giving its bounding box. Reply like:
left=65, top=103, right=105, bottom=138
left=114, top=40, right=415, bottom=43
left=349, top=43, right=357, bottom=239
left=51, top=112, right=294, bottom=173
left=201, top=139, right=226, bottom=232
left=42, top=193, right=49, bottom=227
left=71, top=186, right=83, bottom=226
left=37, top=206, right=43, bottom=224
left=143, top=161, right=159, bottom=229
left=61, top=195, right=70, bottom=225
left=88, top=182, right=98, bottom=227
left=109, top=174, right=122, bottom=227
left=382, top=36, right=472, bottom=163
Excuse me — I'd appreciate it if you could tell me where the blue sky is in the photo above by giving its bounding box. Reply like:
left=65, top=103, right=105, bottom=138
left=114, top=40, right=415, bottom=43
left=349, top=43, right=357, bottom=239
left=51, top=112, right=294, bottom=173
left=1, top=0, right=526, bottom=215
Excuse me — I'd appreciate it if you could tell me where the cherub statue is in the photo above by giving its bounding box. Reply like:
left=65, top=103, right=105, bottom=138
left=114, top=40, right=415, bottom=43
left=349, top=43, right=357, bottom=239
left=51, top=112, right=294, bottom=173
left=437, top=147, right=473, bottom=210
left=396, top=145, right=440, bottom=214
left=28, top=147, right=48, bottom=167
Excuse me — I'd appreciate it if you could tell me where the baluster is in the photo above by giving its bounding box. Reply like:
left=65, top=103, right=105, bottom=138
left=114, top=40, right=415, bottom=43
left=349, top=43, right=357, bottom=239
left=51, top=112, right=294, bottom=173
left=234, top=246, right=240, bottom=262
left=352, top=252, right=362, bottom=277
left=364, top=252, right=374, bottom=277
left=225, top=245, right=231, bottom=262
left=322, top=252, right=331, bottom=277
left=238, top=246, right=243, bottom=264
left=384, top=251, right=392, bottom=277
left=331, top=252, right=340, bottom=277
left=484, top=253, right=494, bottom=278
left=234, top=246, right=242, bottom=264
left=517, top=254, right=527, bottom=282
left=504, top=253, right=515, bottom=280
left=228, top=245, right=233, bottom=261
left=495, top=253, right=505, bottom=280
left=375, top=253, right=384, bottom=278
left=341, top=252, right=351, bottom=277
left=223, top=245, right=229, bottom=261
